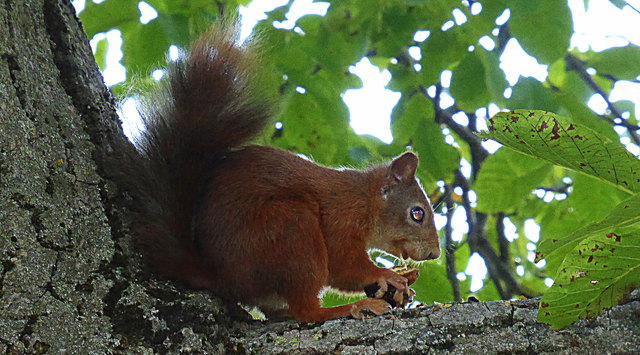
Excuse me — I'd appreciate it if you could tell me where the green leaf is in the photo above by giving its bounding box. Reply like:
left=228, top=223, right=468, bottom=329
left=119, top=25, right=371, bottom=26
left=537, top=193, right=640, bottom=267
left=587, top=45, right=640, bottom=81
left=120, top=21, right=172, bottom=79
left=463, top=1, right=506, bottom=39
left=608, top=0, right=629, bottom=10
left=270, top=91, right=348, bottom=165
left=268, top=65, right=380, bottom=167
left=146, top=0, right=224, bottom=17
left=533, top=173, right=630, bottom=274
left=508, top=0, right=573, bottom=64
left=548, top=173, right=628, bottom=235
left=615, top=100, right=637, bottom=126
left=296, top=14, right=368, bottom=73
left=120, top=14, right=192, bottom=80
left=449, top=49, right=508, bottom=111
left=547, top=56, right=619, bottom=141
left=413, top=260, right=460, bottom=303
left=538, top=217, right=640, bottom=329
left=553, top=92, right=619, bottom=142
left=480, top=110, right=640, bottom=194
left=391, top=94, right=459, bottom=185
left=478, top=50, right=509, bottom=106
left=474, top=149, right=553, bottom=213
left=80, top=0, right=140, bottom=38
left=549, top=59, right=592, bottom=102
left=387, top=62, right=421, bottom=93
left=473, top=279, right=502, bottom=301
left=93, top=36, right=109, bottom=72
left=374, top=5, right=427, bottom=57
left=508, top=78, right=557, bottom=112
left=321, top=292, right=361, bottom=308
left=450, top=51, right=490, bottom=111
left=420, top=28, right=467, bottom=85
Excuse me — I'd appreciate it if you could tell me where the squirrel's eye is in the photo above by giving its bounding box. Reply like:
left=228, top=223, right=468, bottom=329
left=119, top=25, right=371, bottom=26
left=410, top=206, right=424, bottom=223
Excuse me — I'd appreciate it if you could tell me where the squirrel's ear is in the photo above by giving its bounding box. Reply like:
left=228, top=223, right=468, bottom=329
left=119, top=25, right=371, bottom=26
left=389, top=152, right=419, bottom=182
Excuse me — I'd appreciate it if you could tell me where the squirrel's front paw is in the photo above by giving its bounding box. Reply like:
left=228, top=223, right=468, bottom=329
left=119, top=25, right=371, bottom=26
left=374, top=270, right=409, bottom=298
left=364, top=267, right=418, bottom=308
left=350, top=298, right=392, bottom=319
left=364, top=282, right=415, bottom=308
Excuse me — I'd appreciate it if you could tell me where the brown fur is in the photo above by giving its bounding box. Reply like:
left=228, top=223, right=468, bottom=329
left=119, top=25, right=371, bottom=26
left=117, top=23, right=440, bottom=323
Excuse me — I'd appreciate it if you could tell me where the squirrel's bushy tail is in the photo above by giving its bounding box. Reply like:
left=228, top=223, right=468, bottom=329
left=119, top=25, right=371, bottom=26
left=120, top=23, right=270, bottom=285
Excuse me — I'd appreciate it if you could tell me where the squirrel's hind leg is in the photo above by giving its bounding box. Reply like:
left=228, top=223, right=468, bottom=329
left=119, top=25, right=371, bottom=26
left=285, top=294, right=392, bottom=323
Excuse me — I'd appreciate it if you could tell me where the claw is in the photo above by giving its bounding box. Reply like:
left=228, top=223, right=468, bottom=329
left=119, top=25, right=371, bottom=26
left=364, top=271, right=416, bottom=308
left=350, top=298, right=392, bottom=319
left=374, top=279, right=388, bottom=298
left=393, top=288, right=404, bottom=306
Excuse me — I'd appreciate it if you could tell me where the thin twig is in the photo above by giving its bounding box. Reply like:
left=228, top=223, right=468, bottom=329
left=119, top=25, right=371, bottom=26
left=536, top=182, right=572, bottom=194
left=623, top=0, right=640, bottom=15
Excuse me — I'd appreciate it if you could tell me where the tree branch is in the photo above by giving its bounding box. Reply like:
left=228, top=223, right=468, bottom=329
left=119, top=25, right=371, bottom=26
left=565, top=54, right=640, bottom=145
left=454, top=171, right=534, bottom=299
left=496, top=212, right=510, bottom=265
left=432, top=90, right=489, bottom=180
left=536, top=181, right=572, bottom=194
left=444, top=184, right=460, bottom=302
left=239, top=292, right=640, bottom=354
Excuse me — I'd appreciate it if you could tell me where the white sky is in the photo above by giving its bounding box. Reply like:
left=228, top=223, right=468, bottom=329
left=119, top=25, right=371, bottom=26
left=74, top=0, right=640, bottom=294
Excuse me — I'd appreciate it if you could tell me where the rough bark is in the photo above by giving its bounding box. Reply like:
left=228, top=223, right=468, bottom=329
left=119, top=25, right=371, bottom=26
left=237, top=291, right=640, bottom=354
left=0, top=0, right=241, bottom=353
left=0, top=0, right=638, bottom=354
left=1, top=0, right=117, bottom=352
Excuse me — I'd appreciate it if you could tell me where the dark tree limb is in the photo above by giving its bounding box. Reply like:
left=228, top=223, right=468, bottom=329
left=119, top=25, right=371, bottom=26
left=454, top=171, right=535, bottom=299
left=536, top=181, right=572, bottom=195
left=496, top=212, right=510, bottom=265
left=428, top=84, right=535, bottom=300
left=565, top=54, right=640, bottom=145
left=431, top=87, right=489, bottom=180
left=443, top=184, right=460, bottom=302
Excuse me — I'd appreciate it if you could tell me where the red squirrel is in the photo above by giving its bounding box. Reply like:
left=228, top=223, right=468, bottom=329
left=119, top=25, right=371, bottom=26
left=119, top=24, right=441, bottom=323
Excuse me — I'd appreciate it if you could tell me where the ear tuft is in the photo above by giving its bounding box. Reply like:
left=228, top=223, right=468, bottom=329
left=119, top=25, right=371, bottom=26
left=389, top=152, right=418, bottom=182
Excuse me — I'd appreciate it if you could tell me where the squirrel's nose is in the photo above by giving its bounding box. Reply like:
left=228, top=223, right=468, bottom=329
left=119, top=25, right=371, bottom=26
left=426, top=248, right=441, bottom=260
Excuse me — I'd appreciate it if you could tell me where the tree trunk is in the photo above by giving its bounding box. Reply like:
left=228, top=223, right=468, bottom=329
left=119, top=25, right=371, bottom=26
left=1, top=0, right=117, bottom=352
left=0, top=0, right=638, bottom=354
left=0, top=0, right=235, bottom=353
